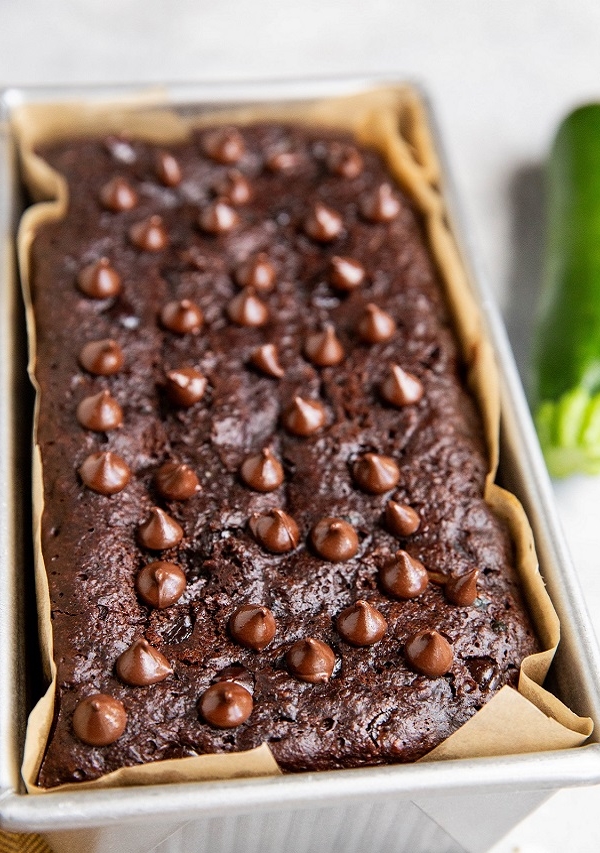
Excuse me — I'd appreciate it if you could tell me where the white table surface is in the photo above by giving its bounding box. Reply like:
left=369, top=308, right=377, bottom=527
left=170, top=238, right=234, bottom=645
left=3, top=1, right=600, bottom=849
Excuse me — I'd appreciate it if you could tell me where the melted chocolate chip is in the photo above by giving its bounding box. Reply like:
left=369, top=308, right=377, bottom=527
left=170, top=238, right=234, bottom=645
left=76, top=390, right=123, bottom=432
left=129, top=215, right=169, bottom=252
left=282, top=396, right=327, bottom=436
left=99, top=177, right=138, bottom=212
left=77, top=258, right=121, bottom=299
left=381, top=364, right=424, bottom=406
left=311, top=517, right=359, bottom=562
left=329, top=256, right=366, bottom=292
left=240, top=448, right=284, bottom=492
left=214, top=169, right=252, bottom=205
left=165, top=368, right=207, bottom=407
left=361, top=183, right=401, bottom=222
left=327, top=143, right=364, bottom=179
left=198, top=199, right=240, bottom=234
left=336, top=600, right=387, bottom=646
left=304, top=325, right=345, bottom=367
left=155, top=461, right=200, bottom=501
left=405, top=630, right=454, bottom=677
left=357, top=304, right=396, bottom=344
left=249, top=508, right=300, bottom=553
left=286, top=638, right=336, bottom=684
left=136, top=561, right=186, bottom=608
left=202, top=127, right=245, bottom=164
left=137, top=507, right=184, bottom=550
left=379, top=550, right=429, bottom=599
left=78, top=339, right=124, bottom=376
left=229, top=604, right=277, bottom=651
left=198, top=682, right=253, bottom=728
left=235, top=253, right=276, bottom=291
left=465, top=658, right=500, bottom=691
left=250, top=343, right=285, bottom=378
left=304, top=202, right=343, bottom=242
left=155, top=150, right=182, bottom=187
left=227, top=288, right=269, bottom=326
left=160, top=299, right=203, bottom=334
left=116, top=638, right=173, bottom=686
left=385, top=500, right=420, bottom=537
left=445, top=569, right=479, bottom=606
left=72, top=694, right=127, bottom=746
left=353, top=453, right=400, bottom=494
left=79, top=451, right=131, bottom=495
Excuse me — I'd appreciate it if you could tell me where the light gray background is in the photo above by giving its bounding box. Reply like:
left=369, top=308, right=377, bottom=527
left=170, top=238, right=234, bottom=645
left=3, top=1, right=600, bottom=849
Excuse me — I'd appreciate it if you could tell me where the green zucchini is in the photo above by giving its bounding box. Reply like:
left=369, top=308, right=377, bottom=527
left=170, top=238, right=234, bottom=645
left=533, top=104, right=600, bottom=477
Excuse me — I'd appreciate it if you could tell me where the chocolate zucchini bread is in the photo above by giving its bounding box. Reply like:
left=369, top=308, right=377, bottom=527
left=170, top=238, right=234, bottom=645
left=28, top=121, right=538, bottom=788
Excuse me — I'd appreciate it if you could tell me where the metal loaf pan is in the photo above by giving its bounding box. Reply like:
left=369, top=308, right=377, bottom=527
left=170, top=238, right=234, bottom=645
left=2, top=76, right=600, bottom=853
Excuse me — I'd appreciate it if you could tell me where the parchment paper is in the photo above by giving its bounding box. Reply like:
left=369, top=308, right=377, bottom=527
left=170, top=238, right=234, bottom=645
left=12, top=85, right=592, bottom=794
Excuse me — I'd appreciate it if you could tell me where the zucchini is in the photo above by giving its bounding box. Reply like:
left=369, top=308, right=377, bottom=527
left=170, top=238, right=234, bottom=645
left=533, top=104, right=600, bottom=476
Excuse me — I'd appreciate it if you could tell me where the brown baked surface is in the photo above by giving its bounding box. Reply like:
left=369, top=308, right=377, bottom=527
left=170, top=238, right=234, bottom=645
left=29, top=123, right=538, bottom=787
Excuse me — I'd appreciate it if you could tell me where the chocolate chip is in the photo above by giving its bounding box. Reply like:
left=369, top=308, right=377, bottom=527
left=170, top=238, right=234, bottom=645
left=311, top=517, right=359, bottom=562
left=445, top=569, right=479, bottom=606
left=116, top=638, right=172, bottom=686
left=286, top=638, right=335, bottom=684
left=357, top=304, right=396, bottom=344
left=405, top=630, right=453, bottom=677
left=76, top=390, right=123, bottom=432
left=155, top=151, right=182, bottom=187
left=160, top=299, right=203, bottom=334
left=227, top=288, right=269, bottom=326
left=77, top=258, right=121, bottom=299
left=249, top=508, right=300, bottom=553
left=361, top=183, right=401, bottom=222
left=165, top=368, right=207, bottom=407
left=353, top=453, right=400, bottom=494
left=129, top=215, right=169, bottom=251
left=202, top=127, right=245, bottom=164
left=304, top=325, right=345, bottom=367
left=379, top=550, right=429, bottom=599
left=327, top=143, right=364, bottom=179
left=381, top=364, right=424, bottom=406
left=155, top=461, right=200, bottom=501
left=198, top=682, right=253, bottom=728
left=229, top=604, right=277, bottom=651
left=78, top=339, right=124, bottom=376
left=99, top=177, right=138, bottom=212
left=249, top=343, right=284, bottom=378
left=304, top=202, right=343, bottom=242
left=136, top=561, right=186, bottom=608
left=329, top=256, right=365, bottom=292
left=137, top=507, right=184, bottom=550
left=235, top=253, right=276, bottom=291
left=198, top=198, right=240, bottom=234
left=336, top=600, right=387, bottom=646
left=79, top=451, right=131, bottom=495
left=240, top=449, right=284, bottom=492
left=385, top=500, right=420, bottom=537
left=281, top=396, right=326, bottom=436
left=72, top=694, right=127, bottom=746
left=266, top=149, right=302, bottom=172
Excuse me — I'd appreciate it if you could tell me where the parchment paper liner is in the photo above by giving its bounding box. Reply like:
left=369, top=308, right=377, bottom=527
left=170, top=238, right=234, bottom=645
left=12, top=85, right=592, bottom=794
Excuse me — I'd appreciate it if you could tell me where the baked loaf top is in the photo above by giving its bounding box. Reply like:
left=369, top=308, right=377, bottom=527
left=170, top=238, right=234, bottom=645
left=29, top=122, right=538, bottom=788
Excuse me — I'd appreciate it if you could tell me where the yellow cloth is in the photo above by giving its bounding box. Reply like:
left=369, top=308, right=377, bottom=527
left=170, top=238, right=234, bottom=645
left=0, top=833, right=53, bottom=853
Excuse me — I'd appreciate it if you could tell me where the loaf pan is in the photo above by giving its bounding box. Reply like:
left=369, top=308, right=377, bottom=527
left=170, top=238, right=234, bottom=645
left=2, top=76, right=600, bottom=853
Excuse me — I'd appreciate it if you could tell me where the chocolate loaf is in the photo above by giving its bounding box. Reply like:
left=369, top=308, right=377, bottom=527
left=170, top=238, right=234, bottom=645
left=28, top=121, right=538, bottom=788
